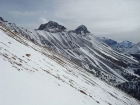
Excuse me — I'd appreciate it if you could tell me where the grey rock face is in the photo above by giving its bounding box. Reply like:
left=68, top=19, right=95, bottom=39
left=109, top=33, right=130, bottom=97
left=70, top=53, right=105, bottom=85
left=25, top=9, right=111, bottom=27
left=75, top=25, right=90, bottom=34
left=38, top=21, right=66, bottom=32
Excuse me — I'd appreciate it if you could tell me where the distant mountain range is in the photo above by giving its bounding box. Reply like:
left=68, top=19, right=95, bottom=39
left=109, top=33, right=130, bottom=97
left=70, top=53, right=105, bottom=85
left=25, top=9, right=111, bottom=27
left=97, top=37, right=140, bottom=61
left=0, top=17, right=140, bottom=101
left=97, top=37, right=140, bottom=53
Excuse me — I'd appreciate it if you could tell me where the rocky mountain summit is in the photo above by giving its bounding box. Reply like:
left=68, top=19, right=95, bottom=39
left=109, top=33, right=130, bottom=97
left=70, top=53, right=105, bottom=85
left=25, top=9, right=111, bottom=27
left=74, top=25, right=90, bottom=35
left=38, top=21, right=66, bottom=32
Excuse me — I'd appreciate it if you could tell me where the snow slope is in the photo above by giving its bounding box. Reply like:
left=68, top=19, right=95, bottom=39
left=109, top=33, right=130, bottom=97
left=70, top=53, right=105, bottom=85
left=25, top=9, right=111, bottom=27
left=0, top=21, right=140, bottom=105
left=32, top=22, right=139, bottom=86
left=1, top=18, right=140, bottom=100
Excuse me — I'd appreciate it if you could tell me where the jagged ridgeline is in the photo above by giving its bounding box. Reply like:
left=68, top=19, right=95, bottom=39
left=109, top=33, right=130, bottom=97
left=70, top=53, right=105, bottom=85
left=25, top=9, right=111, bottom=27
left=97, top=37, right=140, bottom=61
left=0, top=17, right=140, bottom=101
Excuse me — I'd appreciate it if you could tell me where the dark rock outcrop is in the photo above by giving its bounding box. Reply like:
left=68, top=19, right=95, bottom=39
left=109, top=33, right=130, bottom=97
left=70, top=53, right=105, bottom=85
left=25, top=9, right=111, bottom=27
left=75, top=25, right=90, bottom=34
left=38, top=21, right=66, bottom=32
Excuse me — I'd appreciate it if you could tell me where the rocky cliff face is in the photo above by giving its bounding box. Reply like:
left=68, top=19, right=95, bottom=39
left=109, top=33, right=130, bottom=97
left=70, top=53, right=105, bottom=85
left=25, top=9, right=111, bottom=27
left=74, top=25, right=90, bottom=35
left=38, top=21, right=66, bottom=32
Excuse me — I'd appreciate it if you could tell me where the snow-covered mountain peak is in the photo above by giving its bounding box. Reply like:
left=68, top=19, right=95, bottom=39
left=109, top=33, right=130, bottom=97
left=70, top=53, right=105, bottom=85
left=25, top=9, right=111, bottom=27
left=97, top=37, right=117, bottom=45
left=1, top=17, right=140, bottom=101
left=1, top=21, right=140, bottom=105
left=75, top=25, right=90, bottom=34
left=38, top=21, right=66, bottom=32
left=98, top=37, right=140, bottom=61
left=47, top=21, right=63, bottom=27
left=125, top=42, right=140, bottom=54
left=120, top=40, right=134, bottom=48
left=122, top=40, right=130, bottom=43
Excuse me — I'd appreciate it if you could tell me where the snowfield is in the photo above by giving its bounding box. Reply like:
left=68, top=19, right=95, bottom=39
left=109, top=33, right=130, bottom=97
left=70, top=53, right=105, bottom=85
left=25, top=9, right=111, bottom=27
left=0, top=24, right=140, bottom=105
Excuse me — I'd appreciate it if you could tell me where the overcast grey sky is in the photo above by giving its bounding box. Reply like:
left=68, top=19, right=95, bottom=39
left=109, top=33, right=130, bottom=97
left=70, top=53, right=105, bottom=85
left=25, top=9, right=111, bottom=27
left=1, top=0, right=140, bottom=43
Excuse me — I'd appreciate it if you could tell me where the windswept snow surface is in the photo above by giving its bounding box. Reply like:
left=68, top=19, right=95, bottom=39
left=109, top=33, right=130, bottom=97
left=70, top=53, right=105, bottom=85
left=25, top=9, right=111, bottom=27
left=0, top=25, right=140, bottom=105
left=2, top=20, right=140, bottom=87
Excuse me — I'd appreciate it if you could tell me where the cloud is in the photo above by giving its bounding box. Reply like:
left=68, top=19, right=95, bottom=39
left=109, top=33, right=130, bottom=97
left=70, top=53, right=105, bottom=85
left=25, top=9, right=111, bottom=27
left=9, top=11, right=35, bottom=16
left=53, top=0, right=140, bottom=33
left=42, top=11, right=47, bottom=13
left=1, top=0, right=140, bottom=42
left=38, top=17, right=48, bottom=24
